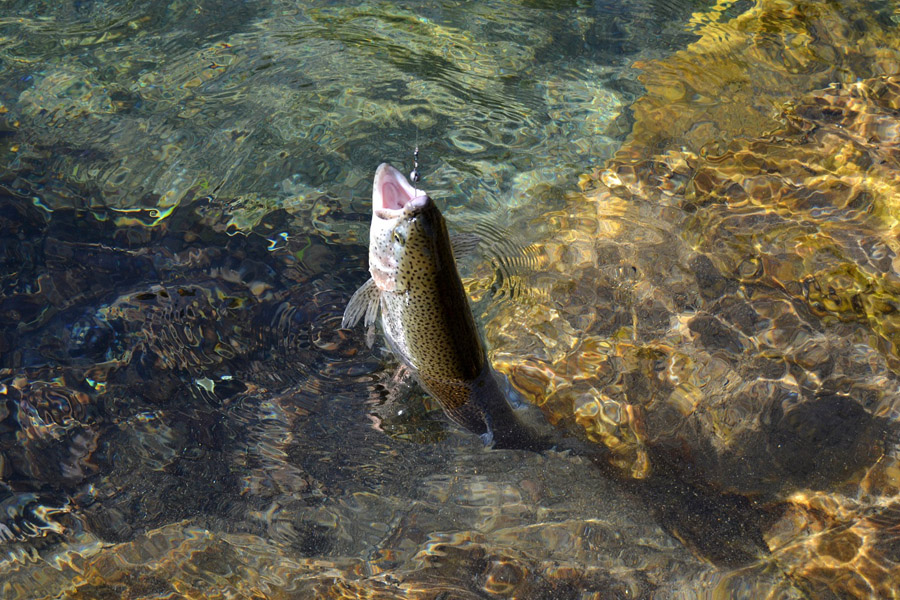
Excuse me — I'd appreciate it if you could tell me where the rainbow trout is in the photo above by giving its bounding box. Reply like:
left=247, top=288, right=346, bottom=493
left=342, top=163, right=548, bottom=451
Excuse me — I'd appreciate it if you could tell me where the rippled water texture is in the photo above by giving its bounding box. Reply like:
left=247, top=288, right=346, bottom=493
left=2, top=0, right=900, bottom=598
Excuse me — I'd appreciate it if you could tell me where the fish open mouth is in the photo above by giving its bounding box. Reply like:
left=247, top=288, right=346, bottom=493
left=373, top=163, right=431, bottom=217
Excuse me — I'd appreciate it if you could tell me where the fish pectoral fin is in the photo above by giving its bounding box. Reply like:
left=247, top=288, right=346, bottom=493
left=342, top=278, right=381, bottom=330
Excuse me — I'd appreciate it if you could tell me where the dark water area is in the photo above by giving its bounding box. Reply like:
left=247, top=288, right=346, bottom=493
left=2, top=0, right=900, bottom=598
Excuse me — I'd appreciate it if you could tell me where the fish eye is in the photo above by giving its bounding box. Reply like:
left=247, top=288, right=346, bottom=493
left=392, top=230, right=406, bottom=246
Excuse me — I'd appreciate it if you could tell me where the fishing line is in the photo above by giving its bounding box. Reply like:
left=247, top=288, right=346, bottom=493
left=410, top=128, right=421, bottom=195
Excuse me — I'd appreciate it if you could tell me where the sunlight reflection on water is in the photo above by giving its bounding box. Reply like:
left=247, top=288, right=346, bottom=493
left=2, top=0, right=900, bottom=598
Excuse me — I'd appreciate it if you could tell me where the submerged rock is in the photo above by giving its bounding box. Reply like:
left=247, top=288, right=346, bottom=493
left=624, top=0, right=900, bottom=160
left=4, top=0, right=900, bottom=598
left=486, top=72, right=900, bottom=596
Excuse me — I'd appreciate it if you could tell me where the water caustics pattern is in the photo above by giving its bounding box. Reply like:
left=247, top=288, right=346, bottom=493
left=1, top=0, right=900, bottom=598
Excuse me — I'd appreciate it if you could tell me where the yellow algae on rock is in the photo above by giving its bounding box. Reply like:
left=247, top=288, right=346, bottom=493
left=622, top=0, right=900, bottom=160
left=488, top=72, right=900, bottom=503
left=477, top=74, right=900, bottom=599
left=481, top=60, right=900, bottom=594
left=765, top=489, right=900, bottom=599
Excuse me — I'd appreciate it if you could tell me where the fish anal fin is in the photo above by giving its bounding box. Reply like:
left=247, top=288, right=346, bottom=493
left=418, top=373, right=490, bottom=438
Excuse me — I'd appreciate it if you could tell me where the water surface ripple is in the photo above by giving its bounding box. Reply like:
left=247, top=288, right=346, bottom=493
left=1, top=0, right=899, bottom=598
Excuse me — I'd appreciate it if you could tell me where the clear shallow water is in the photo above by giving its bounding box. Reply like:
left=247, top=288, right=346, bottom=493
left=2, top=0, right=900, bottom=598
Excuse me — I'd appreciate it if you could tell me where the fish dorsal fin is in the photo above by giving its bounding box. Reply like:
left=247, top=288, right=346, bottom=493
left=449, top=232, right=482, bottom=259
left=342, top=277, right=381, bottom=330
left=450, top=219, right=546, bottom=304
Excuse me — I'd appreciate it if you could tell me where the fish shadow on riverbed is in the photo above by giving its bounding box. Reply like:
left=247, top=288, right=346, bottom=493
left=636, top=389, right=897, bottom=567
left=359, top=358, right=777, bottom=567
left=364, top=345, right=896, bottom=568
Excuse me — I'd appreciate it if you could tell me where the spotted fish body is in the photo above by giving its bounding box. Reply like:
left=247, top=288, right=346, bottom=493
left=342, top=163, right=547, bottom=450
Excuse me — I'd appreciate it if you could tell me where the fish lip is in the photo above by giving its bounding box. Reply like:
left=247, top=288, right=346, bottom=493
left=372, top=162, right=433, bottom=219
left=373, top=195, right=432, bottom=220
